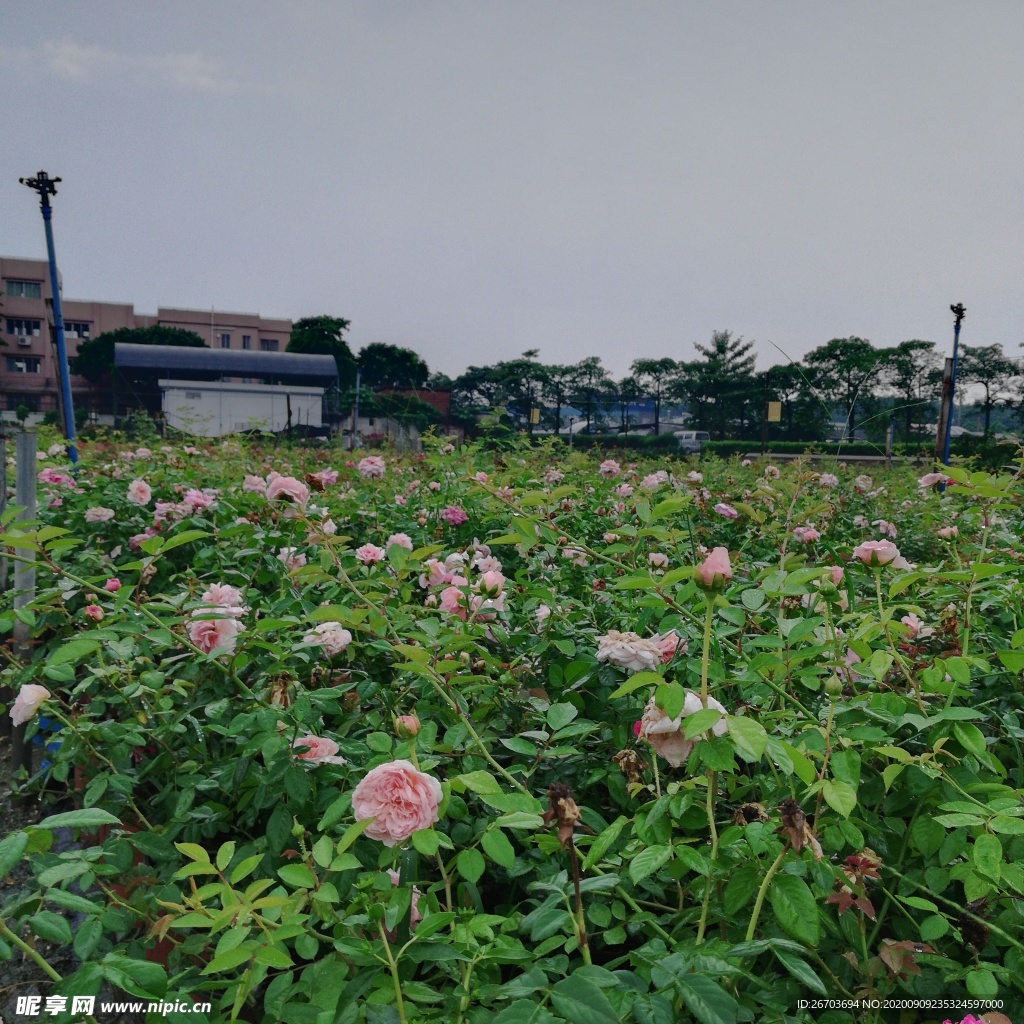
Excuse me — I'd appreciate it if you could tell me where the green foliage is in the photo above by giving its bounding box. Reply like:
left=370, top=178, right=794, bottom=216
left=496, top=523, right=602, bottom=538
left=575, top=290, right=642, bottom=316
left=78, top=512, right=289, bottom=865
left=70, top=324, right=207, bottom=383
left=358, top=342, right=430, bottom=389
left=287, top=315, right=356, bottom=387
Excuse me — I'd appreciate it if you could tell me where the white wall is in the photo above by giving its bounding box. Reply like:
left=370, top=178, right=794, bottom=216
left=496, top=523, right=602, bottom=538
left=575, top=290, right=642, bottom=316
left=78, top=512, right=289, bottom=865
left=160, top=380, right=324, bottom=437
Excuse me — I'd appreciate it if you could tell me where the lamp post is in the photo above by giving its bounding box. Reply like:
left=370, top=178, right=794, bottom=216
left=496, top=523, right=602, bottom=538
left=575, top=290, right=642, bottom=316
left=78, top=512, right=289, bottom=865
left=569, top=417, right=575, bottom=449
left=940, top=303, right=966, bottom=469
left=19, top=171, right=78, bottom=463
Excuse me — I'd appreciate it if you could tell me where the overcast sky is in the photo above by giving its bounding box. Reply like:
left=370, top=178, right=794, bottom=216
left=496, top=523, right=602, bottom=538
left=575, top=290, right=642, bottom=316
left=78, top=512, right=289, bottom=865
left=2, top=2, right=1021, bottom=380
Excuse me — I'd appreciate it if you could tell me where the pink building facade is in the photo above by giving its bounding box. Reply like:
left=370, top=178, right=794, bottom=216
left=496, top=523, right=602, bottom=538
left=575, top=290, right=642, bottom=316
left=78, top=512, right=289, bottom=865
left=0, top=255, right=292, bottom=419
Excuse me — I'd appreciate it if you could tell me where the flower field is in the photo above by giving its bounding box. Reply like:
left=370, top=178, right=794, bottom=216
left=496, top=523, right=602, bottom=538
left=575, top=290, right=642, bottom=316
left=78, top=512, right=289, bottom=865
left=3, top=432, right=1024, bottom=1024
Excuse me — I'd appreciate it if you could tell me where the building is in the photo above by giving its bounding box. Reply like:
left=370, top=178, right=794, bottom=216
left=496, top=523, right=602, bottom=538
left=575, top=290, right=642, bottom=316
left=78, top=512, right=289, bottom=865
left=0, top=255, right=292, bottom=422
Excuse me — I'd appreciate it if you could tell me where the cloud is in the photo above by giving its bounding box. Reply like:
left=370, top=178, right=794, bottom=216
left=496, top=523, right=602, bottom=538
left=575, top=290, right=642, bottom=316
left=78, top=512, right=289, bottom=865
left=34, top=37, right=238, bottom=92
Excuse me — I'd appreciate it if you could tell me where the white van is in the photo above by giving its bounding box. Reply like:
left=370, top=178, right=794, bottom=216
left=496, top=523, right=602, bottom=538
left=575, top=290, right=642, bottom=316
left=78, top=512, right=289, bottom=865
left=675, top=430, right=710, bottom=454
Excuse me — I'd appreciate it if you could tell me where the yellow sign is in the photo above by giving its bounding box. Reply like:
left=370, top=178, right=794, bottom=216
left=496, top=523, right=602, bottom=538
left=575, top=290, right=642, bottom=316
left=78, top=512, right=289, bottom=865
left=767, top=402, right=782, bottom=423
left=529, top=408, right=540, bottom=425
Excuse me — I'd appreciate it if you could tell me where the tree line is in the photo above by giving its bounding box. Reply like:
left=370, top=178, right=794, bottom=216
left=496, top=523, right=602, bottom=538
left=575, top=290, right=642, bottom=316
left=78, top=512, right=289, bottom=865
left=73, top=317, right=1020, bottom=441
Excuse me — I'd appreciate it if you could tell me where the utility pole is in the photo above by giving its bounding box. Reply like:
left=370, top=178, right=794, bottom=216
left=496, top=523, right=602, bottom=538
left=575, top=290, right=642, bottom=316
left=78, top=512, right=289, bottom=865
left=940, top=303, right=966, bottom=469
left=350, top=368, right=361, bottom=451
left=19, top=171, right=78, bottom=463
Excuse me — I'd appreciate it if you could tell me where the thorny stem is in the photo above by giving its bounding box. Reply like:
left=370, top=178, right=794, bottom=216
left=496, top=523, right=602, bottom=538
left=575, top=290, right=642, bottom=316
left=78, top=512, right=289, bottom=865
left=700, top=594, right=716, bottom=707
left=0, top=919, right=63, bottom=982
left=567, top=839, right=592, bottom=965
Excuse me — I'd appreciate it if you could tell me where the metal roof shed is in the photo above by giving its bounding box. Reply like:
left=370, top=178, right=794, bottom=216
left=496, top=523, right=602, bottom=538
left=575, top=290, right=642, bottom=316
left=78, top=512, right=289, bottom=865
left=113, top=343, right=338, bottom=384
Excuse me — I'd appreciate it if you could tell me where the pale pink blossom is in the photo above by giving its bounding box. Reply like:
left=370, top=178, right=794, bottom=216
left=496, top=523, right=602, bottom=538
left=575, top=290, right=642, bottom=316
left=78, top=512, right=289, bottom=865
left=181, top=488, right=216, bottom=513
left=818, top=473, right=839, bottom=488
left=596, top=630, right=662, bottom=673
left=10, top=684, right=51, bottom=726
left=201, top=583, right=247, bottom=617
left=852, top=515, right=869, bottom=529
left=386, top=533, right=414, bottom=551
left=764, top=465, right=780, bottom=479
left=304, top=621, right=353, bottom=656
left=828, top=565, right=844, bottom=586
left=441, top=505, right=469, bottom=526
left=852, top=539, right=908, bottom=568
left=544, top=469, right=565, bottom=484
left=352, top=760, right=443, bottom=847
left=292, top=735, right=346, bottom=765
left=104, top=578, right=122, bottom=592
left=741, top=459, right=751, bottom=467
left=128, top=527, right=160, bottom=551
left=642, top=471, right=669, bottom=490
left=418, top=559, right=448, bottom=589
left=358, top=456, right=387, bottom=480
left=38, top=467, right=75, bottom=487
left=901, top=613, right=922, bottom=638
left=83, top=604, right=104, bottom=622
left=615, top=482, right=634, bottom=497
left=126, top=479, right=152, bottom=505
left=792, top=526, right=820, bottom=543
left=654, top=632, right=685, bottom=663
left=186, top=615, right=242, bottom=655
left=854, top=475, right=873, bottom=492
left=696, top=547, right=733, bottom=588
left=85, top=507, right=115, bottom=523
left=918, top=472, right=952, bottom=489
left=266, top=475, right=309, bottom=505
left=439, top=585, right=468, bottom=619
left=476, top=570, right=506, bottom=596
left=243, top=475, right=268, bottom=494
left=562, top=546, right=589, bottom=566
left=309, top=469, right=339, bottom=488
left=639, top=691, right=728, bottom=767
left=428, top=481, right=442, bottom=491
left=648, top=552, right=669, bottom=570
left=355, top=543, right=386, bottom=565
left=272, top=547, right=303, bottom=571
left=872, top=519, right=898, bottom=539
left=687, top=471, right=703, bottom=484
left=599, top=459, right=621, bottom=478
left=938, top=525, right=958, bottom=540
left=714, top=503, right=739, bottom=519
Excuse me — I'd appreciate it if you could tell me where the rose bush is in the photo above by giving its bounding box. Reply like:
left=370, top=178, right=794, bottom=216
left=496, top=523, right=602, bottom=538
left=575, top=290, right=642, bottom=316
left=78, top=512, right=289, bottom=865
left=1, top=431, right=1023, bottom=1023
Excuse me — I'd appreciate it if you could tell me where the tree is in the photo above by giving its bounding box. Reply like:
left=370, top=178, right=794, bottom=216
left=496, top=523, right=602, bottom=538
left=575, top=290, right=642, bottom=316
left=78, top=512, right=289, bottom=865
left=71, top=325, right=206, bottom=383
left=802, top=337, right=880, bottom=437
left=569, top=357, right=615, bottom=433
left=357, top=342, right=429, bottom=390
left=630, top=358, right=679, bottom=436
left=678, top=331, right=757, bottom=440
left=539, top=363, right=577, bottom=435
left=959, top=344, right=1020, bottom=436
left=616, top=375, right=644, bottom=432
left=287, top=316, right=356, bottom=387
left=766, top=362, right=830, bottom=440
left=877, top=340, right=942, bottom=441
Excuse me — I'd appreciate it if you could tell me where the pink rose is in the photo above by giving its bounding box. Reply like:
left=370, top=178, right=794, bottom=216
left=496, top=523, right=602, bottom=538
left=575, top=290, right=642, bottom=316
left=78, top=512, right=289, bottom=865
left=355, top=543, right=386, bottom=565
left=654, top=632, right=685, bottom=664
left=304, top=621, right=352, bottom=656
left=938, top=526, right=958, bottom=540
left=395, top=714, right=421, bottom=738
left=292, top=735, right=346, bottom=765
left=266, top=475, right=309, bottom=505
left=714, top=503, right=739, bottom=519
left=104, top=578, right=122, bottom=592
left=852, top=539, right=907, bottom=568
left=278, top=547, right=307, bottom=570
left=352, top=760, right=443, bottom=847
left=639, top=691, right=728, bottom=767
left=386, top=533, right=414, bottom=551
left=186, top=616, right=242, bottom=655
left=696, top=546, right=732, bottom=588
left=599, top=459, right=621, bottom=478
left=243, top=475, right=268, bottom=495
left=358, top=456, right=387, bottom=480
left=84, top=604, right=104, bottom=622
left=85, top=507, right=115, bottom=523
left=10, top=683, right=51, bottom=726
left=127, top=479, right=152, bottom=505
left=439, top=585, right=468, bottom=619
left=441, top=505, right=469, bottom=526
left=792, top=526, right=820, bottom=543
left=901, top=613, right=922, bottom=638
left=918, top=472, right=952, bottom=489
left=476, top=570, right=505, bottom=596
left=200, top=583, right=247, bottom=616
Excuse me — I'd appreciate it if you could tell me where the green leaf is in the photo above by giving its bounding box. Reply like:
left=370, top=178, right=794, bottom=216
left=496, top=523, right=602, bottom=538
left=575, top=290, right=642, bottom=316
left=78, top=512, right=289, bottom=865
left=997, top=648, right=1024, bottom=673
left=608, top=671, right=664, bottom=699
left=160, top=529, right=211, bottom=553
left=411, top=828, right=441, bottom=856
left=773, top=947, right=828, bottom=995
left=481, top=829, right=516, bottom=869
left=629, top=844, right=672, bottom=884
left=672, top=974, right=740, bottom=1024
left=202, top=946, right=253, bottom=974
left=47, top=637, right=100, bottom=668
left=0, top=832, right=29, bottom=876
left=335, top=816, right=373, bottom=853
left=684, top=708, right=724, bottom=740
left=547, top=702, right=578, bottom=731
left=175, top=842, right=211, bottom=863
left=216, top=841, right=236, bottom=872
left=100, top=954, right=168, bottom=998
left=973, top=834, right=1002, bottom=882
left=278, top=864, right=317, bottom=889
left=549, top=974, right=619, bottom=1024
left=911, top=817, right=946, bottom=857
left=582, top=816, right=628, bottom=871
left=953, top=722, right=986, bottom=757
left=230, top=854, right=264, bottom=885
left=821, top=780, right=857, bottom=819
left=29, top=911, right=73, bottom=945
left=453, top=771, right=502, bottom=796
left=770, top=874, right=820, bottom=946
left=990, top=815, right=1024, bottom=835
left=945, top=656, right=971, bottom=686
left=728, top=716, right=768, bottom=761
left=36, top=808, right=120, bottom=831
left=457, top=848, right=486, bottom=884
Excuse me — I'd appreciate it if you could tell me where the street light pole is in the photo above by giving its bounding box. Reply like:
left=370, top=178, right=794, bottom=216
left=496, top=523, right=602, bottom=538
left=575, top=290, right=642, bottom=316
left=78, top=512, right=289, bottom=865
left=940, top=303, right=966, bottom=469
left=19, top=171, right=78, bottom=463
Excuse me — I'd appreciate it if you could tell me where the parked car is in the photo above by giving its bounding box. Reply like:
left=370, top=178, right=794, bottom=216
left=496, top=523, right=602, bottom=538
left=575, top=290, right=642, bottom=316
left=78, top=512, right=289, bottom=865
left=675, top=430, right=710, bottom=454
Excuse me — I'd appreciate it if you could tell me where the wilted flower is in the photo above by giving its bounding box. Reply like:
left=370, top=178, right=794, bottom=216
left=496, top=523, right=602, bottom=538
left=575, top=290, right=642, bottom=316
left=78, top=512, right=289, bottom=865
left=818, top=473, right=839, bottom=488
left=855, top=475, right=873, bottom=492
left=638, top=691, right=728, bottom=767
left=764, top=465, right=780, bottom=479
left=85, top=507, right=115, bottom=523
left=918, top=471, right=952, bottom=489
left=596, top=630, right=662, bottom=673
left=304, top=621, right=353, bottom=656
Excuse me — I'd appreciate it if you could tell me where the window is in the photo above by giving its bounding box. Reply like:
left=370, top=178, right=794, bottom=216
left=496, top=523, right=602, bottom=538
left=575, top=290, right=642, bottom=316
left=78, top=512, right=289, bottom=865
left=241, top=336, right=252, bottom=351
left=65, top=322, right=91, bottom=339
left=220, top=333, right=231, bottom=349
left=4, top=280, right=43, bottom=300
left=6, top=318, right=42, bottom=337
left=5, top=393, right=39, bottom=411
left=184, top=390, right=202, bottom=400
left=5, top=356, right=42, bottom=374
left=259, top=338, right=278, bottom=352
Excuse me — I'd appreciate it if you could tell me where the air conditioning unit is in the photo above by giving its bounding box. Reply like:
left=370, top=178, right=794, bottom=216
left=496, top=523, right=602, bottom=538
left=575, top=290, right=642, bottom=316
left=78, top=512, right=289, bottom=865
left=17, top=337, right=32, bottom=347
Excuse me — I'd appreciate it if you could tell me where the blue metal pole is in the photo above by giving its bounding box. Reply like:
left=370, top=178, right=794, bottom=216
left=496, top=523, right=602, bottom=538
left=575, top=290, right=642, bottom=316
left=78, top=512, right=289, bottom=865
left=940, top=304, right=966, bottom=469
left=39, top=203, right=78, bottom=464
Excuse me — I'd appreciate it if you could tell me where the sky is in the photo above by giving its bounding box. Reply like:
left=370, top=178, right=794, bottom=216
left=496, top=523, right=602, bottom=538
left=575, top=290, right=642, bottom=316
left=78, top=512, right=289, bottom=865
left=2, top=2, right=1022, bottom=381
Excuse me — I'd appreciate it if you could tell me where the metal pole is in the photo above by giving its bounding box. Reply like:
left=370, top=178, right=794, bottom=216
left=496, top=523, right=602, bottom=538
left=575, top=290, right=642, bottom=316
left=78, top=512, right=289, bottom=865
left=20, top=171, right=78, bottom=463
left=10, top=429, right=38, bottom=778
left=940, top=304, right=966, bottom=467
left=351, top=368, right=361, bottom=451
